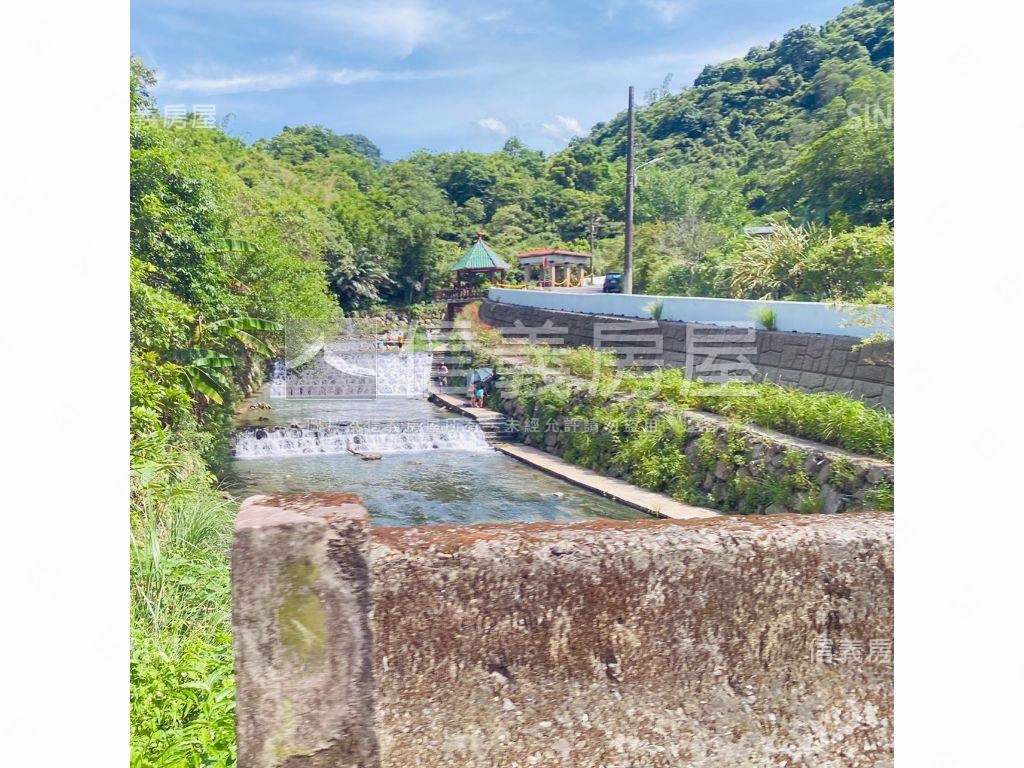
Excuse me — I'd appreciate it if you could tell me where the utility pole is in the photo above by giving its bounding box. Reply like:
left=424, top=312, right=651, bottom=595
left=623, top=85, right=635, bottom=294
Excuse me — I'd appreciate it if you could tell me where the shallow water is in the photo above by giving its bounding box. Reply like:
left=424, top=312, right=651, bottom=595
left=229, top=372, right=643, bottom=526
left=226, top=448, right=642, bottom=527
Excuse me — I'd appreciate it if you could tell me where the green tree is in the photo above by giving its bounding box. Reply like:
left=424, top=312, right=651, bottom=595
left=327, top=246, right=394, bottom=310
left=773, top=120, right=893, bottom=225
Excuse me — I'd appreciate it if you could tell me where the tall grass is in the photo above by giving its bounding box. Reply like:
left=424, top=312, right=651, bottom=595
left=707, top=382, right=893, bottom=460
left=563, top=346, right=618, bottom=380
left=548, top=354, right=893, bottom=460
left=753, top=306, right=777, bottom=330
left=641, top=370, right=892, bottom=459
left=131, top=431, right=237, bottom=767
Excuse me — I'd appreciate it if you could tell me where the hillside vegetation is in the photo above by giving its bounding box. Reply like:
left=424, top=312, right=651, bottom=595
left=586, top=0, right=893, bottom=222
left=132, top=1, right=892, bottom=315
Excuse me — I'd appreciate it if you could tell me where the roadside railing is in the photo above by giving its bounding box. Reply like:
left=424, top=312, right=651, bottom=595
left=435, top=287, right=488, bottom=301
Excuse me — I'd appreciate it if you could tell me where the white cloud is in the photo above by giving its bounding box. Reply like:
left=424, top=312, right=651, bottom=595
left=306, top=0, right=454, bottom=56
left=606, top=0, right=692, bottom=23
left=542, top=115, right=586, bottom=142
left=477, top=117, right=509, bottom=134
left=160, top=67, right=318, bottom=93
left=327, top=67, right=471, bottom=85
left=639, top=0, right=692, bottom=23
left=160, top=63, right=470, bottom=94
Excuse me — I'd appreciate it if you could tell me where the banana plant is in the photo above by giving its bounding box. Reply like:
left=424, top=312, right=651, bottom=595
left=218, top=238, right=260, bottom=254
left=194, top=316, right=282, bottom=358
left=166, top=348, right=236, bottom=405
left=169, top=315, right=283, bottom=405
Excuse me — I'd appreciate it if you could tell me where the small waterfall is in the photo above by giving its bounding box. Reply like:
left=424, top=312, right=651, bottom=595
left=373, top=353, right=433, bottom=396
left=269, top=351, right=432, bottom=399
left=233, top=419, right=491, bottom=459
left=269, top=360, right=287, bottom=398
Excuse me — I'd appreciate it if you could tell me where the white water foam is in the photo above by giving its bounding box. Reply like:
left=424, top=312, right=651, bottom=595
left=269, top=359, right=287, bottom=398
left=233, top=419, right=490, bottom=459
left=269, top=351, right=432, bottom=399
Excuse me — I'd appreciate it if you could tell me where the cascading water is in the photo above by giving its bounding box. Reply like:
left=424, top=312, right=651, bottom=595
left=230, top=340, right=641, bottom=526
left=233, top=419, right=490, bottom=458
left=237, top=347, right=483, bottom=458
left=269, top=359, right=287, bottom=398
left=270, top=350, right=433, bottom=399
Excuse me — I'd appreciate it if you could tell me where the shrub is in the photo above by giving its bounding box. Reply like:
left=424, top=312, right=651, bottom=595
left=863, top=481, right=894, bottom=511
left=753, top=306, right=777, bottom=330
left=564, top=346, right=617, bottom=380
left=645, top=299, right=665, bottom=319
left=526, top=343, right=560, bottom=369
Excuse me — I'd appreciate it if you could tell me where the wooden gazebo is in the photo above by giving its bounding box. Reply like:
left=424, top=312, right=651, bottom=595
left=436, top=233, right=511, bottom=319
left=516, top=248, right=592, bottom=287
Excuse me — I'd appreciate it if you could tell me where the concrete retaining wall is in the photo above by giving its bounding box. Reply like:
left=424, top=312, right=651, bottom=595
left=481, top=300, right=894, bottom=410
left=233, top=493, right=894, bottom=768
left=492, top=377, right=894, bottom=514
left=488, top=287, right=893, bottom=338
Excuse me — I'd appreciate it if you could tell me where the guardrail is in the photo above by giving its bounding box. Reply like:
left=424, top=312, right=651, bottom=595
left=435, top=287, right=487, bottom=302
left=488, top=287, right=892, bottom=338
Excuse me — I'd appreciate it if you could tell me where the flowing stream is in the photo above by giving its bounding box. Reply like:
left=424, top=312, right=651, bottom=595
left=228, top=349, right=642, bottom=526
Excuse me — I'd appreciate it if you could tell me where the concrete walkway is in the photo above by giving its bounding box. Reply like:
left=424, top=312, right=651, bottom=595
left=429, top=390, right=499, bottom=422
left=429, top=391, right=720, bottom=521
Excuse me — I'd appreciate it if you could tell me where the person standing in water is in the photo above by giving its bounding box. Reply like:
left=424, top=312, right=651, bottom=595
left=438, top=362, right=448, bottom=389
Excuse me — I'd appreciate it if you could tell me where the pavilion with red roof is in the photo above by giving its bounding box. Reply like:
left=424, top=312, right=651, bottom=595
left=516, top=248, right=592, bottom=287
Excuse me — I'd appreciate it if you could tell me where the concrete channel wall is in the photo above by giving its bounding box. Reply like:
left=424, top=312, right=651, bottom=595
left=233, top=493, right=894, bottom=768
left=488, top=287, right=893, bottom=338
left=481, top=299, right=894, bottom=410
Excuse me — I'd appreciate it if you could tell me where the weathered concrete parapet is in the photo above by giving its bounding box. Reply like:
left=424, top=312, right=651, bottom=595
left=232, top=493, right=378, bottom=768
left=371, top=512, right=894, bottom=767
left=233, top=494, right=894, bottom=767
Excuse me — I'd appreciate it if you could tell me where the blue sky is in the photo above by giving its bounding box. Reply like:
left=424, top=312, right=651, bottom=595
left=131, top=0, right=850, bottom=159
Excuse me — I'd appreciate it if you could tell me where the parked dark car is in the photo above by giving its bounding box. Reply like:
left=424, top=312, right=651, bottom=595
left=602, top=272, right=623, bottom=293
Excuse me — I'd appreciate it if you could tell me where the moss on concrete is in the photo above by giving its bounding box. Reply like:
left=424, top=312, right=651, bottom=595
left=278, top=558, right=328, bottom=665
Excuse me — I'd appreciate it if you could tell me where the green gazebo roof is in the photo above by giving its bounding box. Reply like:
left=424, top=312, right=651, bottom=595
left=451, top=235, right=511, bottom=271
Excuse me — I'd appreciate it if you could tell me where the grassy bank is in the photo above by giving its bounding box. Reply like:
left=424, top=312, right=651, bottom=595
left=492, top=365, right=894, bottom=514
left=130, top=432, right=236, bottom=767
left=518, top=344, right=893, bottom=461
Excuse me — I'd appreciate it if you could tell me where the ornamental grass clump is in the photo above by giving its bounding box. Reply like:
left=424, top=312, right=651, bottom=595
left=705, top=383, right=893, bottom=460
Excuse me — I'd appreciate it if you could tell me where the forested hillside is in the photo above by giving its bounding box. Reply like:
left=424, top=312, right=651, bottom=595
left=586, top=0, right=893, bottom=222
left=130, top=2, right=892, bottom=330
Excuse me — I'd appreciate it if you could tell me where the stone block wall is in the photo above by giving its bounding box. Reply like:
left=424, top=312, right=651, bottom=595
left=480, top=300, right=894, bottom=410
left=233, top=493, right=895, bottom=768
left=492, top=379, right=894, bottom=515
